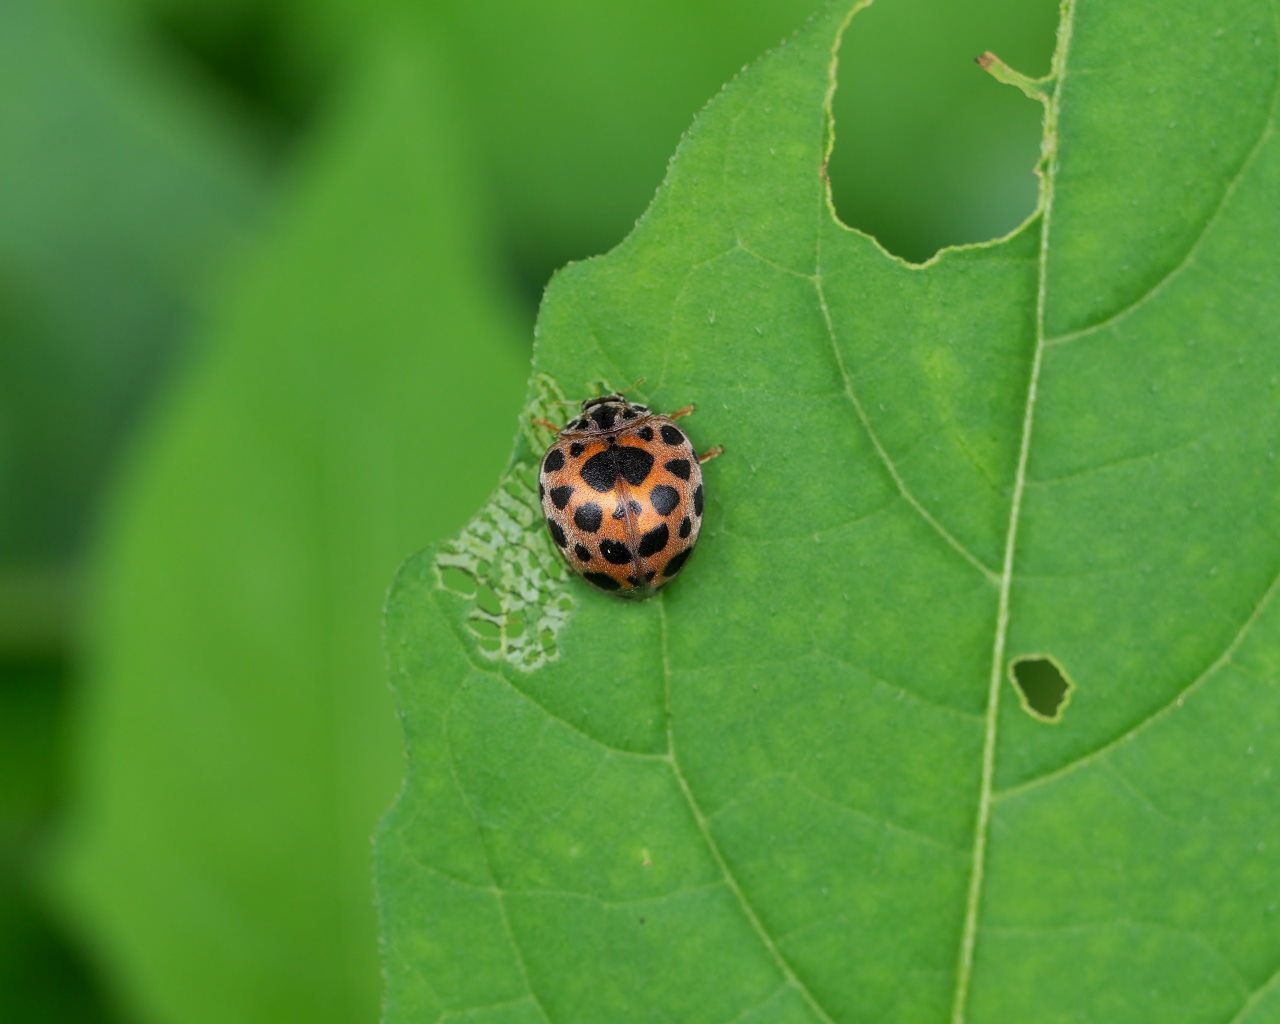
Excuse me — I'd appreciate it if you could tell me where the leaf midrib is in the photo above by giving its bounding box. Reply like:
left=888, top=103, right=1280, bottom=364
left=948, top=1, right=1077, bottom=1020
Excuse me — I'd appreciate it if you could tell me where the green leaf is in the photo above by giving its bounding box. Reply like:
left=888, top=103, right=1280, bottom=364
left=56, top=32, right=527, bottom=1024
left=377, top=0, right=1280, bottom=1021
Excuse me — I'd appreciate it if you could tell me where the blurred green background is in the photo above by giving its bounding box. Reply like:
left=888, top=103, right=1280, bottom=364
left=1, top=0, right=1056, bottom=1019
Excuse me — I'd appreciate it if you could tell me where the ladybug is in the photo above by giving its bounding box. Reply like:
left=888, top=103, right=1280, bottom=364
left=536, top=393, right=721, bottom=599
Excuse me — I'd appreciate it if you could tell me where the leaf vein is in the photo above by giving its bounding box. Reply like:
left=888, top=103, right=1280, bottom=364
left=717, top=983, right=792, bottom=1024
left=443, top=688, right=553, bottom=1023
left=1229, top=959, right=1280, bottom=1024
left=811, top=268, right=999, bottom=583
left=1025, top=438, right=1201, bottom=487
left=784, top=773, right=970, bottom=855
left=816, top=650, right=985, bottom=723
left=658, top=598, right=836, bottom=1024
left=713, top=491, right=896, bottom=544
left=659, top=246, right=744, bottom=392
left=501, top=880, right=726, bottom=909
left=701, top=768, right=967, bottom=855
left=951, top=0, right=1079, bottom=1017
left=1044, top=11, right=1280, bottom=348
left=438, top=586, right=667, bottom=760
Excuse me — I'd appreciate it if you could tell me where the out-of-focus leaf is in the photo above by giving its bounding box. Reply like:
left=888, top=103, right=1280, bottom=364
left=0, top=0, right=264, bottom=573
left=376, top=0, right=1280, bottom=1020
left=0, top=660, right=114, bottom=1024
left=425, top=0, right=829, bottom=273
left=3, top=2, right=264, bottom=1016
left=57, top=29, right=527, bottom=1024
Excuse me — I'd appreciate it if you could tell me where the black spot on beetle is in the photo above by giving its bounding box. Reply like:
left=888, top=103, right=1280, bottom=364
left=538, top=483, right=545, bottom=500
left=626, top=575, right=642, bottom=587
left=664, top=458, right=692, bottom=480
left=638, top=523, right=669, bottom=557
left=660, top=424, right=685, bottom=446
left=569, top=442, right=585, bottom=458
left=574, top=503, right=603, bottom=533
left=612, top=504, right=626, bottom=521
left=651, top=484, right=679, bottom=516
left=581, top=446, right=654, bottom=491
left=693, top=484, right=704, bottom=517
left=645, top=571, right=656, bottom=582
left=583, top=571, right=621, bottom=591
left=547, top=518, right=567, bottom=548
left=617, top=447, right=654, bottom=485
left=600, top=539, right=632, bottom=564
left=679, top=516, right=692, bottom=538
left=549, top=485, right=573, bottom=510
left=574, top=543, right=591, bottom=562
left=638, top=426, right=654, bottom=441
left=580, top=450, right=616, bottom=491
left=543, top=448, right=565, bottom=473
left=592, top=405, right=618, bottom=430
left=662, top=549, right=691, bottom=578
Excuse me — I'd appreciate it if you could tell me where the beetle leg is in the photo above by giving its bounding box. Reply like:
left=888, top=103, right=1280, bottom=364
left=668, top=404, right=695, bottom=420
left=698, top=445, right=723, bottom=464
left=530, top=417, right=561, bottom=432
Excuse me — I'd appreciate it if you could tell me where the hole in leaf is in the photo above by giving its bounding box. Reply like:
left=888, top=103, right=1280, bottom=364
left=829, top=0, right=1059, bottom=262
left=1008, top=655, right=1072, bottom=722
left=475, top=584, right=502, bottom=617
left=438, top=566, right=475, bottom=597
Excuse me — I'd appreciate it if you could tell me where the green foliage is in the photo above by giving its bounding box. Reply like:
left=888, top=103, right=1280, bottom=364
left=55, top=32, right=526, bottom=1024
left=0, top=0, right=264, bottom=572
left=377, top=1, right=1280, bottom=1021
left=1, top=1, right=264, bottom=1016
left=102, top=0, right=1056, bottom=269
left=40, top=1, right=1063, bottom=1022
